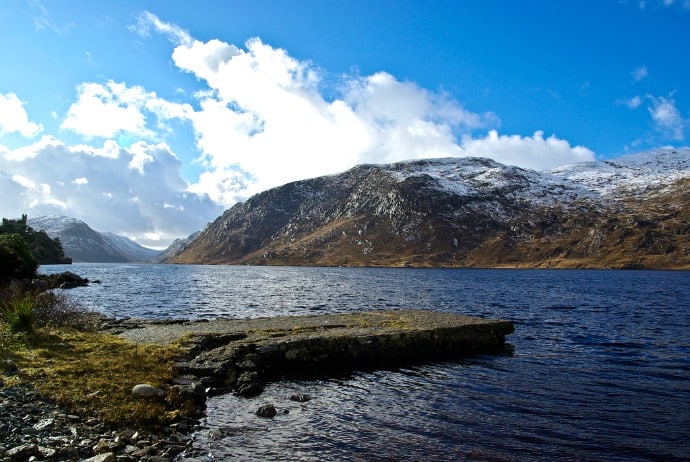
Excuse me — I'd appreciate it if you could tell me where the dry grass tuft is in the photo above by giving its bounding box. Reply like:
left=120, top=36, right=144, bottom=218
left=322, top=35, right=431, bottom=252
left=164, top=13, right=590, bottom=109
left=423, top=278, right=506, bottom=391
left=1, top=325, right=192, bottom=428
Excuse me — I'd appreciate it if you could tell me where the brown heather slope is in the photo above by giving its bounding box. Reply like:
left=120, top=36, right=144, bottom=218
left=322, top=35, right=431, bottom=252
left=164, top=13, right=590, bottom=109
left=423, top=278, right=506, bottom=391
left=167, top=158, right=690, bottom=270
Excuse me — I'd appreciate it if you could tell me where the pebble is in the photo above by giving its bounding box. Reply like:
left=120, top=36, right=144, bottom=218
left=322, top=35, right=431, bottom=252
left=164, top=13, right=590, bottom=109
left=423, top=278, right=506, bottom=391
left=0, top=385, right=194, bottom=461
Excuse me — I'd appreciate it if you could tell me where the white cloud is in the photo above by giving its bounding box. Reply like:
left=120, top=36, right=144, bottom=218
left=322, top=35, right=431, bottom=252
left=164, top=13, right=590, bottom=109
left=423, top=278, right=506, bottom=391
left=2, top=13, right=601, bottom=249
left=150, top=25, right=502, bottom=204
left=460, top=130, right=595, bottom=171
left=0, top=93, right=43, bottom=137
left=617, top=95, right=642, bottom=109
left=627, top=96, right=642, bottom=109
left=61, top=82, right=156, bottom=139
left=130, top=11, right=192, bottom=46
left=163, top=27, right=591, bottom=203
left=647, top=95, right=685, bottom=140
left=61, top=80, right=192, bottom=143
left=631, top=66, right=648, bottom=82
left=0, top=138, right=222, bottom=248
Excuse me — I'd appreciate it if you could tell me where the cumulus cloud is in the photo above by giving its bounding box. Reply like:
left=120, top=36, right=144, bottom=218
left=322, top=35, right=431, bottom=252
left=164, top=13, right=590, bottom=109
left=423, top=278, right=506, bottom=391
left=61, top=81, right=191, bottom=139
left=0, top=93, right=43, bottom=137
left=460, top=130, right=595, bottom=171
left=0, top=138, right=222, bottom=248
left=647, top=95, right=685, bottom=140
left=2, top=12, right=601, bottom=249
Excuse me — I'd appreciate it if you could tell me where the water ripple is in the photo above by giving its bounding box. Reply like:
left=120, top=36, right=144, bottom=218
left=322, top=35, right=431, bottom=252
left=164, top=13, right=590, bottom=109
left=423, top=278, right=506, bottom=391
left=40, top=264, right=690, bottom=461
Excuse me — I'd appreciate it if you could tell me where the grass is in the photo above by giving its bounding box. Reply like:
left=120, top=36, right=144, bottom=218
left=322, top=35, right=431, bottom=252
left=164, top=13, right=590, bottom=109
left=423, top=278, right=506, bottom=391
left=2, top=293, right=34, bottom=332
left=0, top=286, right=196, bottom=429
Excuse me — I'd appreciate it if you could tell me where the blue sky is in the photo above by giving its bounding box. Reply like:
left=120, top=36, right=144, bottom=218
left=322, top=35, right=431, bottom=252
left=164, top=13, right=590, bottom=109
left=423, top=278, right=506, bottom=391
left=1, top=0, right=688, bottom=248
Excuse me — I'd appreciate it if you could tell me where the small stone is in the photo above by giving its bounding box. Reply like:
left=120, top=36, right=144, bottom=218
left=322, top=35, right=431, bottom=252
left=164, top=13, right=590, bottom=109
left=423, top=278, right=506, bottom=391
left=67, top=414, right=81, bottom=422
left=256, top=403, right=277, bottom=418
left=38, top=446, right=56, bottom=458
left=85, top=417, right=100, bottom=426
left=33, top=418, right=54, bottom=431
left=289, top=393, right=311, bottom=402
left=6, top=443, right=40, bottom=459
left=2, top=359, right=18, bottom=375
left=131, top=384, right=162, bottom=398
left=148, top=456, right=170, bottom=462
left=83, top=453, right=116, bottom=462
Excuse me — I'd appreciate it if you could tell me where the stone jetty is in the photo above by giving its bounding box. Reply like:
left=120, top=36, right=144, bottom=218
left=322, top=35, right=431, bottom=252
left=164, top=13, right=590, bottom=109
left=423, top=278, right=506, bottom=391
left=114, top=309, right=514, bottom=398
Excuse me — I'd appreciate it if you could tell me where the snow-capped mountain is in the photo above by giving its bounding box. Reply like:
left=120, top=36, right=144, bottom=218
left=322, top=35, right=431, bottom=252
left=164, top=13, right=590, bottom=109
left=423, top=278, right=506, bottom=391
left=166, top=149, right=690, bottom=269
left=548, top=148, right=690, bottom=196
left=27, top=216, right=160, bottom=263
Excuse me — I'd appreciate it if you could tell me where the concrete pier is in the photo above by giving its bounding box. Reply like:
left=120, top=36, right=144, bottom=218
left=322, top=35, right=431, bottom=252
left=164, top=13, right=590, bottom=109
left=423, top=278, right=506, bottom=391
left=115, top=309, right=514, bottom=397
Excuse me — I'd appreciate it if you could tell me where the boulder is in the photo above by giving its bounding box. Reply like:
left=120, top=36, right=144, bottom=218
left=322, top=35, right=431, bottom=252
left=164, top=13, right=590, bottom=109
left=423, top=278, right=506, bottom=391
left=235, top=371, right=263, bottom=397
left=131, top=384, right=162, bottom=398
left=256, top=403, right=277, bottom=418
left=42, top=271, right=90, bottom=289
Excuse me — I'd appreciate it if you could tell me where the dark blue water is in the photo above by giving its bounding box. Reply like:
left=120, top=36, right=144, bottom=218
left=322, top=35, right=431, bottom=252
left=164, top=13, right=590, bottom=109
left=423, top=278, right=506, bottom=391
left=42, top=264, right=690, bottom=461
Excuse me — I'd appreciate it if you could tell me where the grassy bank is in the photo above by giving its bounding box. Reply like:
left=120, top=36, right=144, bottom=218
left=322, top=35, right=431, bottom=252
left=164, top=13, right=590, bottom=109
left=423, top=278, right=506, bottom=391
left=0, top=288, right=194, bottom=428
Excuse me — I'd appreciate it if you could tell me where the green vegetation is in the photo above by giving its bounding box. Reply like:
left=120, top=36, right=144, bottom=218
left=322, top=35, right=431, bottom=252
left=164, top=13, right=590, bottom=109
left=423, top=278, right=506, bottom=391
left=0, top=287, right=194, bottom=427
left=1, top=325, right=189, bottom=427
left=0, top=233, right=39, bottom=283
left=0, top=224, right=195, bottom=428
left=1, top=214, right=71, bottom=266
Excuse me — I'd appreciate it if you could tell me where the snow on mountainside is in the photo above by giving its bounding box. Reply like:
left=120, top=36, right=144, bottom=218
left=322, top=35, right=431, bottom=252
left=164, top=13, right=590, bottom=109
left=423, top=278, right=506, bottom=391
left=548, top=148, right=690, bottom=196
left=101, top=232, right=161, bottom=263
left=27, top=216, right=159, bottom=263
left=383, top=157, right=596, bottom=205
left=167, top=148, right=690, bottom=269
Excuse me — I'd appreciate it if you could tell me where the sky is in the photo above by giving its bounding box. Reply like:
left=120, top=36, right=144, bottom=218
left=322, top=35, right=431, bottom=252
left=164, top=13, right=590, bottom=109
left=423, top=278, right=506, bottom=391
left=1, top=0, right=688, bottom=249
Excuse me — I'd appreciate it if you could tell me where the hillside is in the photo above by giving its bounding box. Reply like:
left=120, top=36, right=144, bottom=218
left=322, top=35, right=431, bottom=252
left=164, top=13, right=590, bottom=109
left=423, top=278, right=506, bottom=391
left=27, top=216, right=160, bottom=263
left=0, top=214, right=71, bottom=265
left=166, top=149, right=690, bottom=269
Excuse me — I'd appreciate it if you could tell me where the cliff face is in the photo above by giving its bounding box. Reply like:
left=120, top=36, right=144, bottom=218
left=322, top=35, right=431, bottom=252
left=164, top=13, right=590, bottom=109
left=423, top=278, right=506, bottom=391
left=167, top=150, right=690, bottom=269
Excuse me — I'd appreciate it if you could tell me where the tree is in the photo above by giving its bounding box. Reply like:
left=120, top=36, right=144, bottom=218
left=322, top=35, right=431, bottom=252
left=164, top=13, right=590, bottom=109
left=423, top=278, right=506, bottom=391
left=0, top=233, right=38, bottom=283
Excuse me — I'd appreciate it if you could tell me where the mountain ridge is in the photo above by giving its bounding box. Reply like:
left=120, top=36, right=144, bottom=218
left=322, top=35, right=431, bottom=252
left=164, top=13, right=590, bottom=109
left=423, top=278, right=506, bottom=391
left=166, top=149, right=690, bottom=269
left=27, top=216, right=160, bottom=263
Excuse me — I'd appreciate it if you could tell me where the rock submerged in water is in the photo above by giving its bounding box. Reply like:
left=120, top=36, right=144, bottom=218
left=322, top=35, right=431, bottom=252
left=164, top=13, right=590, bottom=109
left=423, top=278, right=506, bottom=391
left=41, top=271, right=92, bottom=289
left=290, top=393, right=311, bottom=403
left=256, top=403, right=277, bottom=418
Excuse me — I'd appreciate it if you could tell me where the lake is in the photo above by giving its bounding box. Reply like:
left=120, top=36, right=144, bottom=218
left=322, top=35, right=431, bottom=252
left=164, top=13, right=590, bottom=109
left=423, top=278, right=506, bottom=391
left=41, top=264, right=690, bottom=461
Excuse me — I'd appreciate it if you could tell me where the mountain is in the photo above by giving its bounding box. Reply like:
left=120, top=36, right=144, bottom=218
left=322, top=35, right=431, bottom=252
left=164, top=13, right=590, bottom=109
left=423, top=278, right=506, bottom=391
left=27, top=216, right=160, bottom=263
left=166, top=149, right=690, bottom=269
left=151, top=230, right=201, bottom=263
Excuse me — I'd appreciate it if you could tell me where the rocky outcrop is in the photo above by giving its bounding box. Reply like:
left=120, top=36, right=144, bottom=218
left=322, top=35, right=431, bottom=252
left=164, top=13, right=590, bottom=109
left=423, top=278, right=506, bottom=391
left=39, top=271, right=96, bottom=289
left=165, top=150, right=690, bottom=269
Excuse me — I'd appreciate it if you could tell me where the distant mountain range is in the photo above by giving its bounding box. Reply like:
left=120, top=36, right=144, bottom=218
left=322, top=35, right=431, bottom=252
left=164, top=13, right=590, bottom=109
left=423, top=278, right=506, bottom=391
left=27, top=216, right=160, bottom=263
left=165, top=149, right=690, bottom=269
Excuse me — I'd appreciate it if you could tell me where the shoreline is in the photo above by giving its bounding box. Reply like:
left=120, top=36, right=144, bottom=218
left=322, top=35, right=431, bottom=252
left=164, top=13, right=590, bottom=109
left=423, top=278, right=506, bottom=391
left=2, top=309, right=513, bottom=461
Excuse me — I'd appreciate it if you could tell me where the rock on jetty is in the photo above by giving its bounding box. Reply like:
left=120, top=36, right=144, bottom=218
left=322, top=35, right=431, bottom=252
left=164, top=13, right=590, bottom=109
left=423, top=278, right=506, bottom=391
left=114, top=309, right=514, bottom=398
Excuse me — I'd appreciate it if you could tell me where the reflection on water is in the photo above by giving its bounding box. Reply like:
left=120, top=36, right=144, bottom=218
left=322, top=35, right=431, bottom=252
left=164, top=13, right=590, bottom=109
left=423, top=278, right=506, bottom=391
left=41, top=264, right=690, bottom=461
